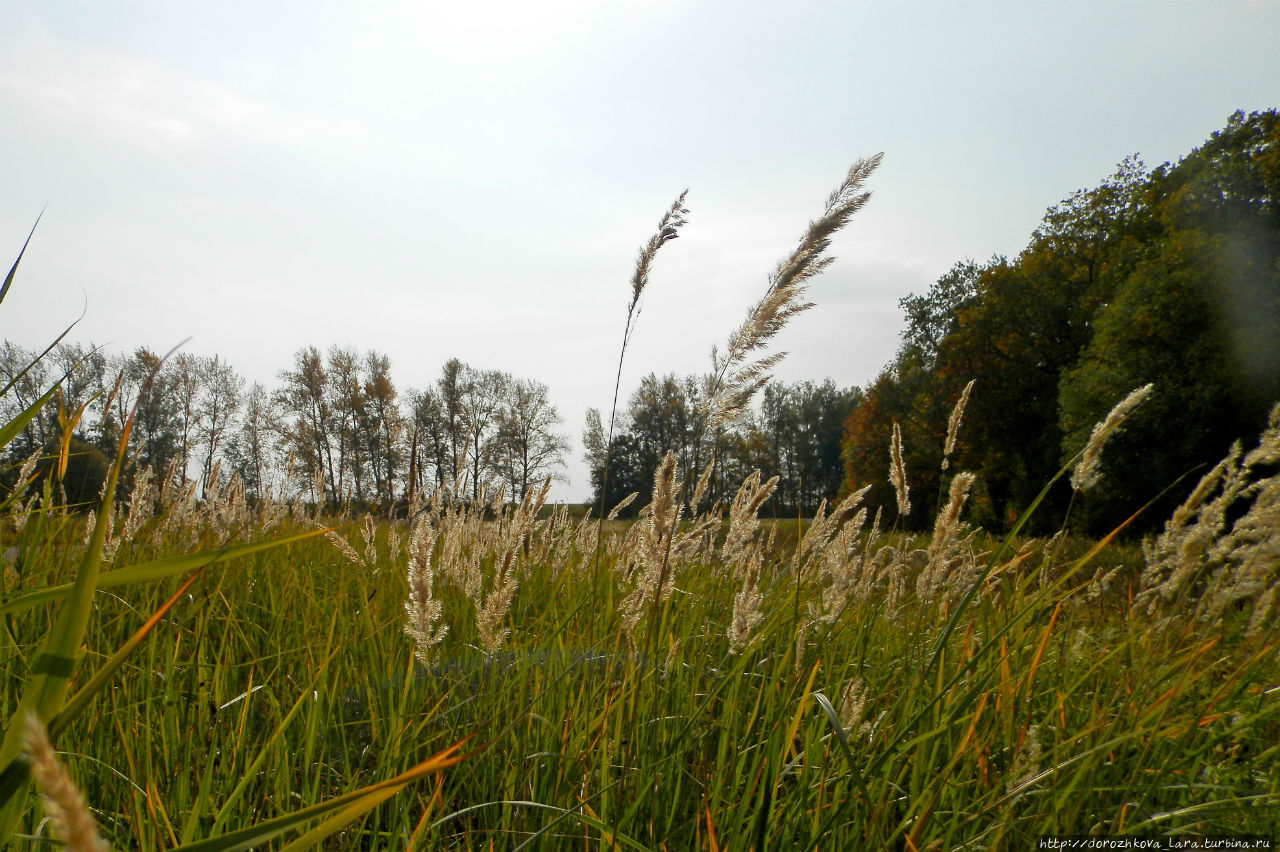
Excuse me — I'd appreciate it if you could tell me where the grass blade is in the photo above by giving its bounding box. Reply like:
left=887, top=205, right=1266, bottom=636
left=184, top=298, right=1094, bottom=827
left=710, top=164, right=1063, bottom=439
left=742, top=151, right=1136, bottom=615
left=170, top=738, right=471, bottom=852
left=0, top=528, right=331, bottom=617
left=0, top=212, right=41, bottom=307
left=0, top=379, right=129, bottom=831
left=0, top=384, right=59, bottom=455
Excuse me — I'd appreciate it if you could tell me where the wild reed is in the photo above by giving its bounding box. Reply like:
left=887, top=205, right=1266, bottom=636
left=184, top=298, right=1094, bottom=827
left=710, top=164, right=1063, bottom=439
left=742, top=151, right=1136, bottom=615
left=703, top=154, right=883, bottom=429
left=1070, top=382, right=1154, bottom=492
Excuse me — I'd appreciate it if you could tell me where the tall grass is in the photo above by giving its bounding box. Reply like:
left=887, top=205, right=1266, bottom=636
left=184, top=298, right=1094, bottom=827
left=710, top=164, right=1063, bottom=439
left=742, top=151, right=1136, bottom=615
left=3, top=160, right=1279, bottom=849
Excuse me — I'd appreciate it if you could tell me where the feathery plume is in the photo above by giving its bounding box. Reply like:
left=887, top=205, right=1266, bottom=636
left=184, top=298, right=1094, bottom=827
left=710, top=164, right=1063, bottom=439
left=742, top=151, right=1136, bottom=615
left=475, top=476, right=551, bottom=656
left=325, top=528, right=364, bottom=567
left=361, top=513, right=378, bottom=566
left=889, top=422, right=910, bottom=517
left=628, top=190, right=690, bottom=327
left=1008, top=724, right=1044, bottom=792
left=10, top=446, right=40, bottom=534
left=704, top=154, right=882, bottom=429
left=618, top=451, right=682, bottom=643
left=607, top=492, right=639, bottom=521
left=23, top=714, right=109, bottom=852
left=594, top=192, right=690, bottom=554
left=722, top=470, right=780, bottom=573
left=917, top=472, right=977, bottom=603
left=689, top=458, right=715, bottom=513
left=1135, top=403, right=1280, bottom=635
left=942, top=380, right=974, bottom=470
left=1071, top=383, right=1154, bottom=492
left=839, top=676, right=871, bottom=737
left=727, top=546, right=765, bottom=652
left=117, top=464, right=155, bottom=548
left=475, top=569, right=517, bottom=656
left=404, top=519, right=448, bottom=664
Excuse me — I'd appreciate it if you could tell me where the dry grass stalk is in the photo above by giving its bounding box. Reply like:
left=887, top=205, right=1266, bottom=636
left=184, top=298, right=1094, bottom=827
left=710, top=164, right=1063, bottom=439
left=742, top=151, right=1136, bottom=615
left=595, top=191, right=690, bottom=547
left=794, top=487, right=868, bottom=584
left=1008, top=724, right=1044, bottom=792
left=838, top=676, right=871, bottom=738
left=607, top=492, right=639, bottom=521
left=404, top=518, right=448, bottom=664
left=215, top=471, right=248, bottom=534
left=917, top=472, right=977, bottom=604
left=889, top=422, right=910, bottom=517
left=721, top=470, right=779, bottom=576
left=704, top=154, right=882, bottom=429
left=81, top=510, right=97, bottom=548
left=157, top=478, right=199, bottom=545
left=475, top=477, right=552, bottom=656
left=942, top=379, right=975, bottom=470
left=814, top=506, right=870, bottom=621
left=10, top=447, right=40, bottom=534
left=689, top=459, right=715, bottom=514
left=618, top=451, right=682, bottom=644
left=1135, top=403, right=1280, bottom=637
left=727, top=544, right=765, bottom=652
left=23, top=714, right=109, bottom=852
left=1071, top=383, right=1154, bottom=492
left=361, top=513, right=378, bottom=566
left=475, top=569, right=517, bottom=656
left=117, top=464, right=155, bottom=548
left=325, top=527, right=365, bottom=568
left=626, top=191, right=690, bottom=337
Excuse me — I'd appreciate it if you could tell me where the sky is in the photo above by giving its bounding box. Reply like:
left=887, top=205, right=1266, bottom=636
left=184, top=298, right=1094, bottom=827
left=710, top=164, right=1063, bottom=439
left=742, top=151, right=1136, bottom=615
left=2, top=0, right=1277, bottom=501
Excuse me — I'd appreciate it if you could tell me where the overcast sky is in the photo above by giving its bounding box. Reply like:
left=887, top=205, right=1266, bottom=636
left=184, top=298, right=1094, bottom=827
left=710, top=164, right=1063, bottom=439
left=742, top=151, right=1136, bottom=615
left=2, top=1, right=1277, bottom=501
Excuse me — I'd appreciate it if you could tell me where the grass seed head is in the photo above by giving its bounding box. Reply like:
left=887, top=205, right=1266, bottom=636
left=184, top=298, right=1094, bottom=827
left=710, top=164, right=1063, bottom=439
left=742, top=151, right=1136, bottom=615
left=23, top=714, right=109, bottom=852
left=889, top=422, right=910, bottom=517
left=1071, top=383, right=1154, bottom=492
left=943, top=379, right=975, bottom=469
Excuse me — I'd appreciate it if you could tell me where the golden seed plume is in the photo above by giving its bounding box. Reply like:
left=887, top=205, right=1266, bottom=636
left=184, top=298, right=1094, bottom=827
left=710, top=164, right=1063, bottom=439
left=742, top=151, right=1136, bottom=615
left=23, top=714, right=109, bottom=852
left=704, top=154, right=883, bottom=429
left=1071, top=383, right=1154, bottom=492
left=942, top=379, right=974, bottom=469
left=889, top=422, right=910, bottom=517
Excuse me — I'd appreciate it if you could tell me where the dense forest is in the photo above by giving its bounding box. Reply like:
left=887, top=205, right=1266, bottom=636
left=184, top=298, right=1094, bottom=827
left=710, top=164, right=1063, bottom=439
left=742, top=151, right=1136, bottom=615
left=842, top=109, right=1280, bottom=534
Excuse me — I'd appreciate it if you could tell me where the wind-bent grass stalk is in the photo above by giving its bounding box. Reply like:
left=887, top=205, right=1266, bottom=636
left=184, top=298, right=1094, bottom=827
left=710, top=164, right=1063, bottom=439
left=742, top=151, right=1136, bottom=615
left=591, top=191, right=688, bottom=570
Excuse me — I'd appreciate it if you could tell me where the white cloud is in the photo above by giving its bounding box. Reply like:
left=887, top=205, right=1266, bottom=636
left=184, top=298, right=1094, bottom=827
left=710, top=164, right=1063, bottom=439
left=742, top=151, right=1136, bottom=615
left=1, top=30, right=302, bottom=153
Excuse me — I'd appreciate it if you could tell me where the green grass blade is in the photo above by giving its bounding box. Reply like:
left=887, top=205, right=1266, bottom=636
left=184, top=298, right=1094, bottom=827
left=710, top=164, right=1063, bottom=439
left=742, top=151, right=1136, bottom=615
left=205, top=646, right=342, bottom=838
left=0, top=213, right=41, bottom=307
left=0, top=570, right=206, bottom=809
left=434, top=801, right=652, bottom=851
left=169, top=739, right=470, bottom=852
left=0, top=384, right=59, bottom=455
left=0, top=390, right=126, bottom=832
left=50, top=568, right=206, bottom=740
left=0, top=528, right=331, bottom=617
left=0, top=315, right=86, bottom=401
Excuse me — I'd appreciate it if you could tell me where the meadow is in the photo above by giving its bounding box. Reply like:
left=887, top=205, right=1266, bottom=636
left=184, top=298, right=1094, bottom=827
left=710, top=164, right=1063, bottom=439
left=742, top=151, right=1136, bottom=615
left=3, top=152, right=1279, bottom=849
left=2, top=403, right=1278, bottom=849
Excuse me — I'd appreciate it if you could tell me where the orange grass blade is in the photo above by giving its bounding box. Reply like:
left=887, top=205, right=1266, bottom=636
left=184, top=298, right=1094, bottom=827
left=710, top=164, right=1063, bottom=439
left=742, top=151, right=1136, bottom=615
left=171, top=737, right=471, bottom=852
left=49, top=567, right=206, bottom=740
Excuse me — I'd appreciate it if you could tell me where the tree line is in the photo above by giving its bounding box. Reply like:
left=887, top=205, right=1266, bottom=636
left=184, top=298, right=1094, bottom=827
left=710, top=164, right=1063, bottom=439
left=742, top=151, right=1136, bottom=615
left=0, top=344, right=571, bottom=510
left=841, top=110, right=1280, bottom=534
left=583, top=374, right=859, bottom=518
